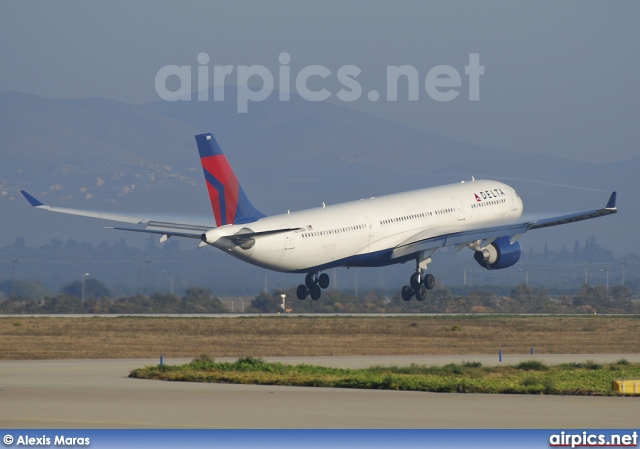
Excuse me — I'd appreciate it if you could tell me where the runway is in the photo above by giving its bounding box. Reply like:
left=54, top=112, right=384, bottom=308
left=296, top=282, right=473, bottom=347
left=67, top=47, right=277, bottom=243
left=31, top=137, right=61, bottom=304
left=1, top=354, right=638, bottom=428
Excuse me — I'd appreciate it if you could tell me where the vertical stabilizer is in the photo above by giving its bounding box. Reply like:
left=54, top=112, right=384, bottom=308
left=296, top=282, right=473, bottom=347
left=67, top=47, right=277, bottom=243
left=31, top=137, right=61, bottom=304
left=195, top=133, right=265, bottom=226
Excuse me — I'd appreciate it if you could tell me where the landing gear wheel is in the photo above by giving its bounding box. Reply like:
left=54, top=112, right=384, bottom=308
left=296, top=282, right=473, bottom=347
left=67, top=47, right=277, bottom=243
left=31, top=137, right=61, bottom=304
left=305, top=273, right=316, bottom=289
left=415, top=284, right=427, bottom=301
left=409, top=272, right=421, bottom=291
left=310, top=285, right=322, bottom=301
left=318, top=273, right=330, bottom=289
left=424, top=274, right=435, bottom=290
left=296, top=285, right=308, bottom=300
left=401, top=285, right=414, bottom=301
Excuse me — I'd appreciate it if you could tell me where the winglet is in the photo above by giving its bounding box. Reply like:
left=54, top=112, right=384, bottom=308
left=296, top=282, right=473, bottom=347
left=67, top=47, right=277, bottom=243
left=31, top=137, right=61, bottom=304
left=20, top=190, right=44, bottom=207
left=605, top=191, right=617, bottom=210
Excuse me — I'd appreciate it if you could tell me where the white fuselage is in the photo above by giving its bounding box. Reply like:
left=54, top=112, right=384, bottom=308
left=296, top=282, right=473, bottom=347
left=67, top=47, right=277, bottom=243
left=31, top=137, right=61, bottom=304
left=204, top=180, right=524, bottom=273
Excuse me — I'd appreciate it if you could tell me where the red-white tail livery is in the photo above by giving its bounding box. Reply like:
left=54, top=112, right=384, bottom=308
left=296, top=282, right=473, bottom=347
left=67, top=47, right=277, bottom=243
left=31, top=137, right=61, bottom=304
left=21, top=132, right=617, bottom=301
left=195, top=133, right=264, bottom=226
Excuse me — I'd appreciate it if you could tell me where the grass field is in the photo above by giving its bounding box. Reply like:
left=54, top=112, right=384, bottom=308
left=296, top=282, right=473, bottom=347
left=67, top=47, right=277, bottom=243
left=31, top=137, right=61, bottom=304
left=1, top=315, right=638, bottom=360
left=130, top=355, right=640, bottom=396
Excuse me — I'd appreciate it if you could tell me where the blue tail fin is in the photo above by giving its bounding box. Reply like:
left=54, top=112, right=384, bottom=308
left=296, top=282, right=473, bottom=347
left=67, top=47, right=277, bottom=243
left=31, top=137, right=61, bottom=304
left=195, top=133, right=265, bottom=226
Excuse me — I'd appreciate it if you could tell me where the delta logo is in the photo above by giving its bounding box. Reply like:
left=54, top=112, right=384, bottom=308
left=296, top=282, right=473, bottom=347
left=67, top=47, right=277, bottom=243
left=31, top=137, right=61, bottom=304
left=474, top=188, right=506, bottom=202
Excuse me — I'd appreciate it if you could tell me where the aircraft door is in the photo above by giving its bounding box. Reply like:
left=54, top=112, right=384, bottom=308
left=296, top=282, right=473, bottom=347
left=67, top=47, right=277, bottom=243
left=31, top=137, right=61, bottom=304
left=452, top=197, right=465, bottom=221
left=283, top=229, right=295, bottom=250
left=365, top=216, right=374, bottom=239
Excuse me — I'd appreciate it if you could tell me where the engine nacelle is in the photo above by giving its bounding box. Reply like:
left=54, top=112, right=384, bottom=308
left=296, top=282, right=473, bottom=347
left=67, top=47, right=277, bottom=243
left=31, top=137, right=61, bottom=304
left=473, top=236, right=521, bottom=270
left=201, top=228, right=225, bottom=245
left=201, top=227, right=256, bottom=251
left=201, top=228, right=236, bottom=250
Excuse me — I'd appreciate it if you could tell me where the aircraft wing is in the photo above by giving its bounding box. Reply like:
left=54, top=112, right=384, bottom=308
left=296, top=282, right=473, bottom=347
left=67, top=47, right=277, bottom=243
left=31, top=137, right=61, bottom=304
left=527, top=192, right=617, bottom=230
left=394, top=191, right=617, bottom=258
left=20, top=190, right=211, bottom=239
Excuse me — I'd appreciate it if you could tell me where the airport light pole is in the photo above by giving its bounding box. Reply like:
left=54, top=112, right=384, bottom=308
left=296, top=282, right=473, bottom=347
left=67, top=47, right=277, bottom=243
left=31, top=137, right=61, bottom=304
left=143, top=260, right=151, bottom=292
left=10, top=259, right=18, bottom=297
left=518, top=269, right=528, bottom=286
left=584, top=266, right=588, bottom=285
left=600, top=269, right=609, bottom=299
left=163, top=270, right=174, bottom=295
left=81, top=273, right=90, bottom=303
left=264, top=271, right=268, bottom=293
left=280, top=294, right=286, bottom=312
left=354, top=269, right=358, bottom=298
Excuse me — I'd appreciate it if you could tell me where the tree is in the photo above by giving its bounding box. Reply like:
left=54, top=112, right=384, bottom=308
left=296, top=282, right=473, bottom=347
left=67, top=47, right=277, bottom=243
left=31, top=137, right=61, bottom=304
left=64, top=239, right=79, bottom=250
left=583, top=235, right=614, bottom=262
left=113, top=238, right=128, bottom=250
left=573, top=284, right=607, bottom=312
left=148, top=292, right=181, bottom=313
left=0, top=296, right=40, bottom=313
left=61, top=278, right=111, bottom=299
left=248, top=292, right=282, bottom=313
left=41, top=295, right=84, bottom=313
left=509, top=285, right=562, bottom=313
left=182, top=288, right=225, bottom=313
left=0, top=280, right=49, bottom=301
left=558, top=246, right=570, bottom=262
left=573, top=239, right=582, bottom=261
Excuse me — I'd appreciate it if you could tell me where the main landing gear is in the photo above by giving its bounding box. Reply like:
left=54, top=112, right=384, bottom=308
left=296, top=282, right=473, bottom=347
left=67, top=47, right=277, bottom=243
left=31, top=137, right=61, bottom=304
left=297, top=272, right=330, bottom=301
left=401, top=253, right=436, bottom=301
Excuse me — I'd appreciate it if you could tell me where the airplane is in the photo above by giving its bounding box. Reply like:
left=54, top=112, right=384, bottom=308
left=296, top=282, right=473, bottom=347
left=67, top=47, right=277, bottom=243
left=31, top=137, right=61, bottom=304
left=20, top=132, right=618, bottom=301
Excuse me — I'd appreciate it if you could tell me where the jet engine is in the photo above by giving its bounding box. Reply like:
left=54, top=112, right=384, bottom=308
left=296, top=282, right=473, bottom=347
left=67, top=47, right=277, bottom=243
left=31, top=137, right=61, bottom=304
left=473, top=236, right=521, bottom=270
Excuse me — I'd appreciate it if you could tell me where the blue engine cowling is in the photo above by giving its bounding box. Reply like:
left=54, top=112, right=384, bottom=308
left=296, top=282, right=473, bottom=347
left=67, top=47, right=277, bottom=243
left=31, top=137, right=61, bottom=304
left=473, top=236, right=521, bottom=270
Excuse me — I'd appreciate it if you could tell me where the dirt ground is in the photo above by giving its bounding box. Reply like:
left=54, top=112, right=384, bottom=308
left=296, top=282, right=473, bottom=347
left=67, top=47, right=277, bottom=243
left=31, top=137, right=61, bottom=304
left=0, top=315, right=638, bottom=360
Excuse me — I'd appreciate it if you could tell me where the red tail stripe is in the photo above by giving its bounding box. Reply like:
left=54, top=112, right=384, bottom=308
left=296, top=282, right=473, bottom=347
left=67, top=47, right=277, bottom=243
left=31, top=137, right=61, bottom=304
left=201, top=155, right=240, bottom=226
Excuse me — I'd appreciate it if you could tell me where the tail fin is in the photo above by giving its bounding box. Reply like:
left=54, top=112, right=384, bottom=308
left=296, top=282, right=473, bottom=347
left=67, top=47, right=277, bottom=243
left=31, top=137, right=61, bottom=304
left=195, top=133, right=265, bottom=226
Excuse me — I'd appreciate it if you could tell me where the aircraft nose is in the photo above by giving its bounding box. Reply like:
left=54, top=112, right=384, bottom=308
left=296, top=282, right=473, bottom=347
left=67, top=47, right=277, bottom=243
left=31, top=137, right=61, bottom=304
left=511, top=191, right=524, bottom=216
left=517, top=195, right=524, bottom=214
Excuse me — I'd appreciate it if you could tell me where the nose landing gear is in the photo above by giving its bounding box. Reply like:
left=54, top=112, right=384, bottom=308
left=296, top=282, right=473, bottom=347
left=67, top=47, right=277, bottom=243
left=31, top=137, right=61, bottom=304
left=297, top=272, right=330, bottom=300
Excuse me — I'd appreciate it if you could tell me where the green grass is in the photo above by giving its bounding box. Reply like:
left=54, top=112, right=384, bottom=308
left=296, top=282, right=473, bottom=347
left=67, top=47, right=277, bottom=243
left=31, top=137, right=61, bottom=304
left=129, top=356, right=640, bottom=396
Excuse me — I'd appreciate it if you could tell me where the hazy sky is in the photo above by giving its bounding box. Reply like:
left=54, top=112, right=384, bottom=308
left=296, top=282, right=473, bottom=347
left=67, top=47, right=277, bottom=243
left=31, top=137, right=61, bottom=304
left=1, top=1, right=638, bottom=163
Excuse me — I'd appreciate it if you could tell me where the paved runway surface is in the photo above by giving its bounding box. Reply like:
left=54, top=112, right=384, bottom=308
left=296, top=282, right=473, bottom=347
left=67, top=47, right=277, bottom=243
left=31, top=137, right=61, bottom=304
left=1, top=355, right=638, bottom=429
